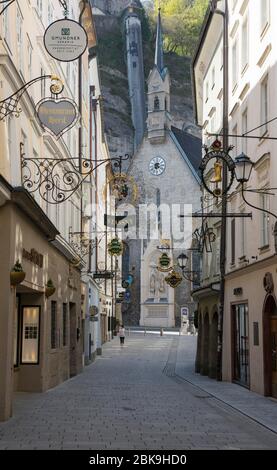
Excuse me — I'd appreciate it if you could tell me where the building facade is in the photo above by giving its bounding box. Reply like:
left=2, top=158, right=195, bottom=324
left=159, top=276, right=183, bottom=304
left=193, top=0, right=277, bottom=398
left=0, top=0, right=115, bottom=421
left=123, top=10, right=202, bottom=328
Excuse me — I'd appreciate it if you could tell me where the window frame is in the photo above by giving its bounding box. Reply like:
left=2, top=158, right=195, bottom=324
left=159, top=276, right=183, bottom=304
left=20, top=305, right=41, bottom=365
left=51, top=300, right=57, bottom=350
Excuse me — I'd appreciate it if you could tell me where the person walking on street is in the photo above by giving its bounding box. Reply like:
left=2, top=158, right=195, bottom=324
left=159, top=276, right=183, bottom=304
left=119, top=325, right=125, bottom=346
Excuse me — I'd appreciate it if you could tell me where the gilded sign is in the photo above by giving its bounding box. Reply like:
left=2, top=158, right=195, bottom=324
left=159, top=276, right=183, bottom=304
left=36, top=98, right=78, bottom=138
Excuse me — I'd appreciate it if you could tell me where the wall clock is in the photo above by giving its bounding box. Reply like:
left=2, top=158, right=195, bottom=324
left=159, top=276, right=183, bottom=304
left=149, top=156, right=166, bottom=176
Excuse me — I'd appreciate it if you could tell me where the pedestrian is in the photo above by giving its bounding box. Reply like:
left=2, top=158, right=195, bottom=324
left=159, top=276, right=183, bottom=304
left=118, top=324, right=125, bottom=346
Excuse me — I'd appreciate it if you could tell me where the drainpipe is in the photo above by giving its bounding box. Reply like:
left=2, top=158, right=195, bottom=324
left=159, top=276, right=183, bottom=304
left=78, top=0, right=87, bottom=235
left=214, top=0, right=229, bottom=381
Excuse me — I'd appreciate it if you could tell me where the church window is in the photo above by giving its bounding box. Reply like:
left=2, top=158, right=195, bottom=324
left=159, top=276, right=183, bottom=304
left=154, top=96, right=160, bottom=111
left=133, top=62, right=137, bottom=68
left=165, top=97, right=167, bottom=111
left=156, top=189, right=161, bottom=230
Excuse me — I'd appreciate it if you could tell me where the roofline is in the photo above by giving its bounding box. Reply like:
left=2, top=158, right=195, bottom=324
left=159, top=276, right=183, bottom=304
left=191, top=2, right=215, bottom=125
left=169, top=130, right=201, bottom=185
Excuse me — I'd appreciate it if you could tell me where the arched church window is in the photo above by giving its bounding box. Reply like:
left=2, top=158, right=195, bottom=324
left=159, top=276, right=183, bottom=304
left=154, top=96, right=160, bottom=111
left=156, top=188, right=161, bottom=229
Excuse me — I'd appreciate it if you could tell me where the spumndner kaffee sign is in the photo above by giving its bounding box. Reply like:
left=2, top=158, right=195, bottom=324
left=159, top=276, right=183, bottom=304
left=44, top=18, right=88, bottom=62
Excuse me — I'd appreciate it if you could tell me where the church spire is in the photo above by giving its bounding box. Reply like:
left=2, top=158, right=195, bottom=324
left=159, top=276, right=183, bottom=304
left=154, top=8, right=164, bottom=74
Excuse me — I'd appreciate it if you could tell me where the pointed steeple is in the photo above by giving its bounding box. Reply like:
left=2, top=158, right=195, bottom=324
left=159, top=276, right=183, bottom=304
left=155, top=8, right=164, bottom=74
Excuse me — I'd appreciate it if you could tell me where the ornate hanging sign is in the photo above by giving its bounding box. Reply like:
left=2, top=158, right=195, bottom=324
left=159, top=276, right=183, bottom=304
left=157, top=253, right=172, bottom=272
left=165, top=270, right=182, bottom=289
left=104, top=173, right=138, bottom=203
left=36, top=97, right=79, bottom=139
left=108, top=238, right=123, bottom=257
left=199, top=140, right=235, bottom=197
left=44, top=19, right=88, bottom=62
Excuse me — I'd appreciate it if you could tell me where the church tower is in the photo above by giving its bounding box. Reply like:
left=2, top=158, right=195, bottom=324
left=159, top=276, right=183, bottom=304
left=147, top=9, right=170, bottom=144
left=125, top=1, right=146, bottom=149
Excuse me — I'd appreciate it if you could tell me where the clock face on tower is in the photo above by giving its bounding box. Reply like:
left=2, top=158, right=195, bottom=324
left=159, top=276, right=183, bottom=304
left=149, top=156, right=166, bottom=176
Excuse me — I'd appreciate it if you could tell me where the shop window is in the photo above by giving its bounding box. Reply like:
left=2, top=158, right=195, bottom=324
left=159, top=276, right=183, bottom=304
left=63, top=303, right=67, bottom=346
left=21, top=306, right=40, bottom=364
left=51, top=301, right=57, bottom=349
left=13, top=296, right=20, bottom=366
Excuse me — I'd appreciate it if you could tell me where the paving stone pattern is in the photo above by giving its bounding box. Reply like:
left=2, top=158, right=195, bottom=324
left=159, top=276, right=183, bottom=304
left=0, top=334, right=277, bottom=449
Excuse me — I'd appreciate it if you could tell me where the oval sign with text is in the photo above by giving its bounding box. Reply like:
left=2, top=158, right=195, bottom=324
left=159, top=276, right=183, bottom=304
left=36, top=98, right=79, bottom=139
left=44, top=19, right=88, bottom=62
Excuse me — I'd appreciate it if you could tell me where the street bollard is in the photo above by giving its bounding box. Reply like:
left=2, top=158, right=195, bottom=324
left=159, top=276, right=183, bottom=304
left=160, top=328, right=163, bottom=336
left=144, top=328, right=146, bottom=336
left=179, top=328, right=182, bottom=336
left=128, top=328, right=130, bottom=336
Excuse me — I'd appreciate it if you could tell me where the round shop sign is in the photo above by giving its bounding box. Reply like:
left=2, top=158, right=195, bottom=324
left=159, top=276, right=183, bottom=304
left=44, top=19, right=88, bottom=62
left=36, top=98, right=79, bottom=139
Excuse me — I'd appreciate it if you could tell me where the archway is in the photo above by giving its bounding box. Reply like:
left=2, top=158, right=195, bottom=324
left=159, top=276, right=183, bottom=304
left=201, top=312, right=210, bottom=376
left=263, top=295, right=277, bottom=397
left=209, top=311, right=218, bottom=379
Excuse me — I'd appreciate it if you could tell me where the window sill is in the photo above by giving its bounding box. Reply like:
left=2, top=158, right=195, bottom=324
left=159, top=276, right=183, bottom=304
left=259, top=244, right=270, bottom=254
left=260, top=22, right=270, bottom=41
left=258, top=131, right=269, bottom=145
left=241, top=63, right=249, bottom=77
left=232, top=83, right=238, bottom=95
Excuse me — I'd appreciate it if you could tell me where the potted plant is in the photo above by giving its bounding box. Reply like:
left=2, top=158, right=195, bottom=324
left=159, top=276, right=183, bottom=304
left=45, top=279, right=56, bottom=298
left=10, top=260, right=26, bottom=286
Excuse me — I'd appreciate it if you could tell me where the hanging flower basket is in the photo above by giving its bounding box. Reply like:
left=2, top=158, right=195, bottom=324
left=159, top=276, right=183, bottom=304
left=45, top=279, right=56, bottom=298
left=108, top=238, right=123, bottom=257
left=10, top=260, right=26, bottom=286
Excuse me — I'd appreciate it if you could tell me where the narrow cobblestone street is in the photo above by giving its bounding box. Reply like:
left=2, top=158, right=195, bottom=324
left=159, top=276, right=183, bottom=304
left=0, top=333, right=277, bottom=450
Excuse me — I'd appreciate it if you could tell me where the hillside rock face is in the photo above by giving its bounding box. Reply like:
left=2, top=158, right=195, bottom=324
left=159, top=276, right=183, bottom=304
left=91, top=0, right=131, bottom=16
left=93, top=6, right=199, bottom=161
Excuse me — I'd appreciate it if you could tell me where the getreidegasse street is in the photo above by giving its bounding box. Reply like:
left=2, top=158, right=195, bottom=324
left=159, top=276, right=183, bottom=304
left=0, top=333, right=276, bottom=451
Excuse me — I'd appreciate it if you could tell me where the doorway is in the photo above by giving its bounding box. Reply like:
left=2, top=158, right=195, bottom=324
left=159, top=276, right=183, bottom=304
left=263, top=295, right=277, bottom=398
left=209, top=311, right=218, bottom=379
left=232, top=303, right=249, bottom=388
left=69, top=302, right=76, bottom=377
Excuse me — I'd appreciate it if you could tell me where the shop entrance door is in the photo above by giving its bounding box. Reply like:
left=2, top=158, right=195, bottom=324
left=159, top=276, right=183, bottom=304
left=270, top=317, right=277, bottom=398
left=69, top=302, right=76, bottom=377
left=232, top=303, right=250, bottom=388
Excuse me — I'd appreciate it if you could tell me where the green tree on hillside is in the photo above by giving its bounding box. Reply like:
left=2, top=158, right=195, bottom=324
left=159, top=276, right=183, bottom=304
left=149, top=0, right=209, bottom=56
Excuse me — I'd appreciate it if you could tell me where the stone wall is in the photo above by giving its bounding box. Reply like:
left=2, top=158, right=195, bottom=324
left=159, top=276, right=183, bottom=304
left=91, top=0, right=132, bottom=16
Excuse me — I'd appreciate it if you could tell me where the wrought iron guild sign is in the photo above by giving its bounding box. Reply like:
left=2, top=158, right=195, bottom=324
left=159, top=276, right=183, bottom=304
left=0, top=75, right=63, bottom=121
left=21, top=153, right=130, bottom=204
left=44, top=19, right=88, bottom=62
left=200, top=139, right=235, bottom=198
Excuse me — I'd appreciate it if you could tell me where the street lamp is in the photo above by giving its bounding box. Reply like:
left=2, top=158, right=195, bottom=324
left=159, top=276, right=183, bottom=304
left=177, top=253, right=200, bottom=284
left=177, top=253, right=188, bottom=270
left=234, top=153, right=254, bottom=184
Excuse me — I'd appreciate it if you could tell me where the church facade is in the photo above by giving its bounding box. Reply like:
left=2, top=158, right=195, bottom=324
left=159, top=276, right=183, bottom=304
left=121, top=10, right=202, bottom=328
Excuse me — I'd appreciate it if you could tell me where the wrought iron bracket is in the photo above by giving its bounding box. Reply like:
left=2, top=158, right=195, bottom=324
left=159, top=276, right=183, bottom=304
left=180, top=268, right=200, bottom=284
left=0, top=0, right=15, bottom=16
left=21, top=150, right=130, bottom=204
left=0, top=75, right=64, bottom=121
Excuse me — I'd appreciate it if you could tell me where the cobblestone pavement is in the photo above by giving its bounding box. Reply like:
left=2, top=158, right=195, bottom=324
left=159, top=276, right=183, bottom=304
left=0, top=334, right=277, bottom=450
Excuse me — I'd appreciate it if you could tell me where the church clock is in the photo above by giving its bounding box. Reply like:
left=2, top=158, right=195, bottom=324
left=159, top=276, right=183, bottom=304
left=149, top=156, right=166, bottom=176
